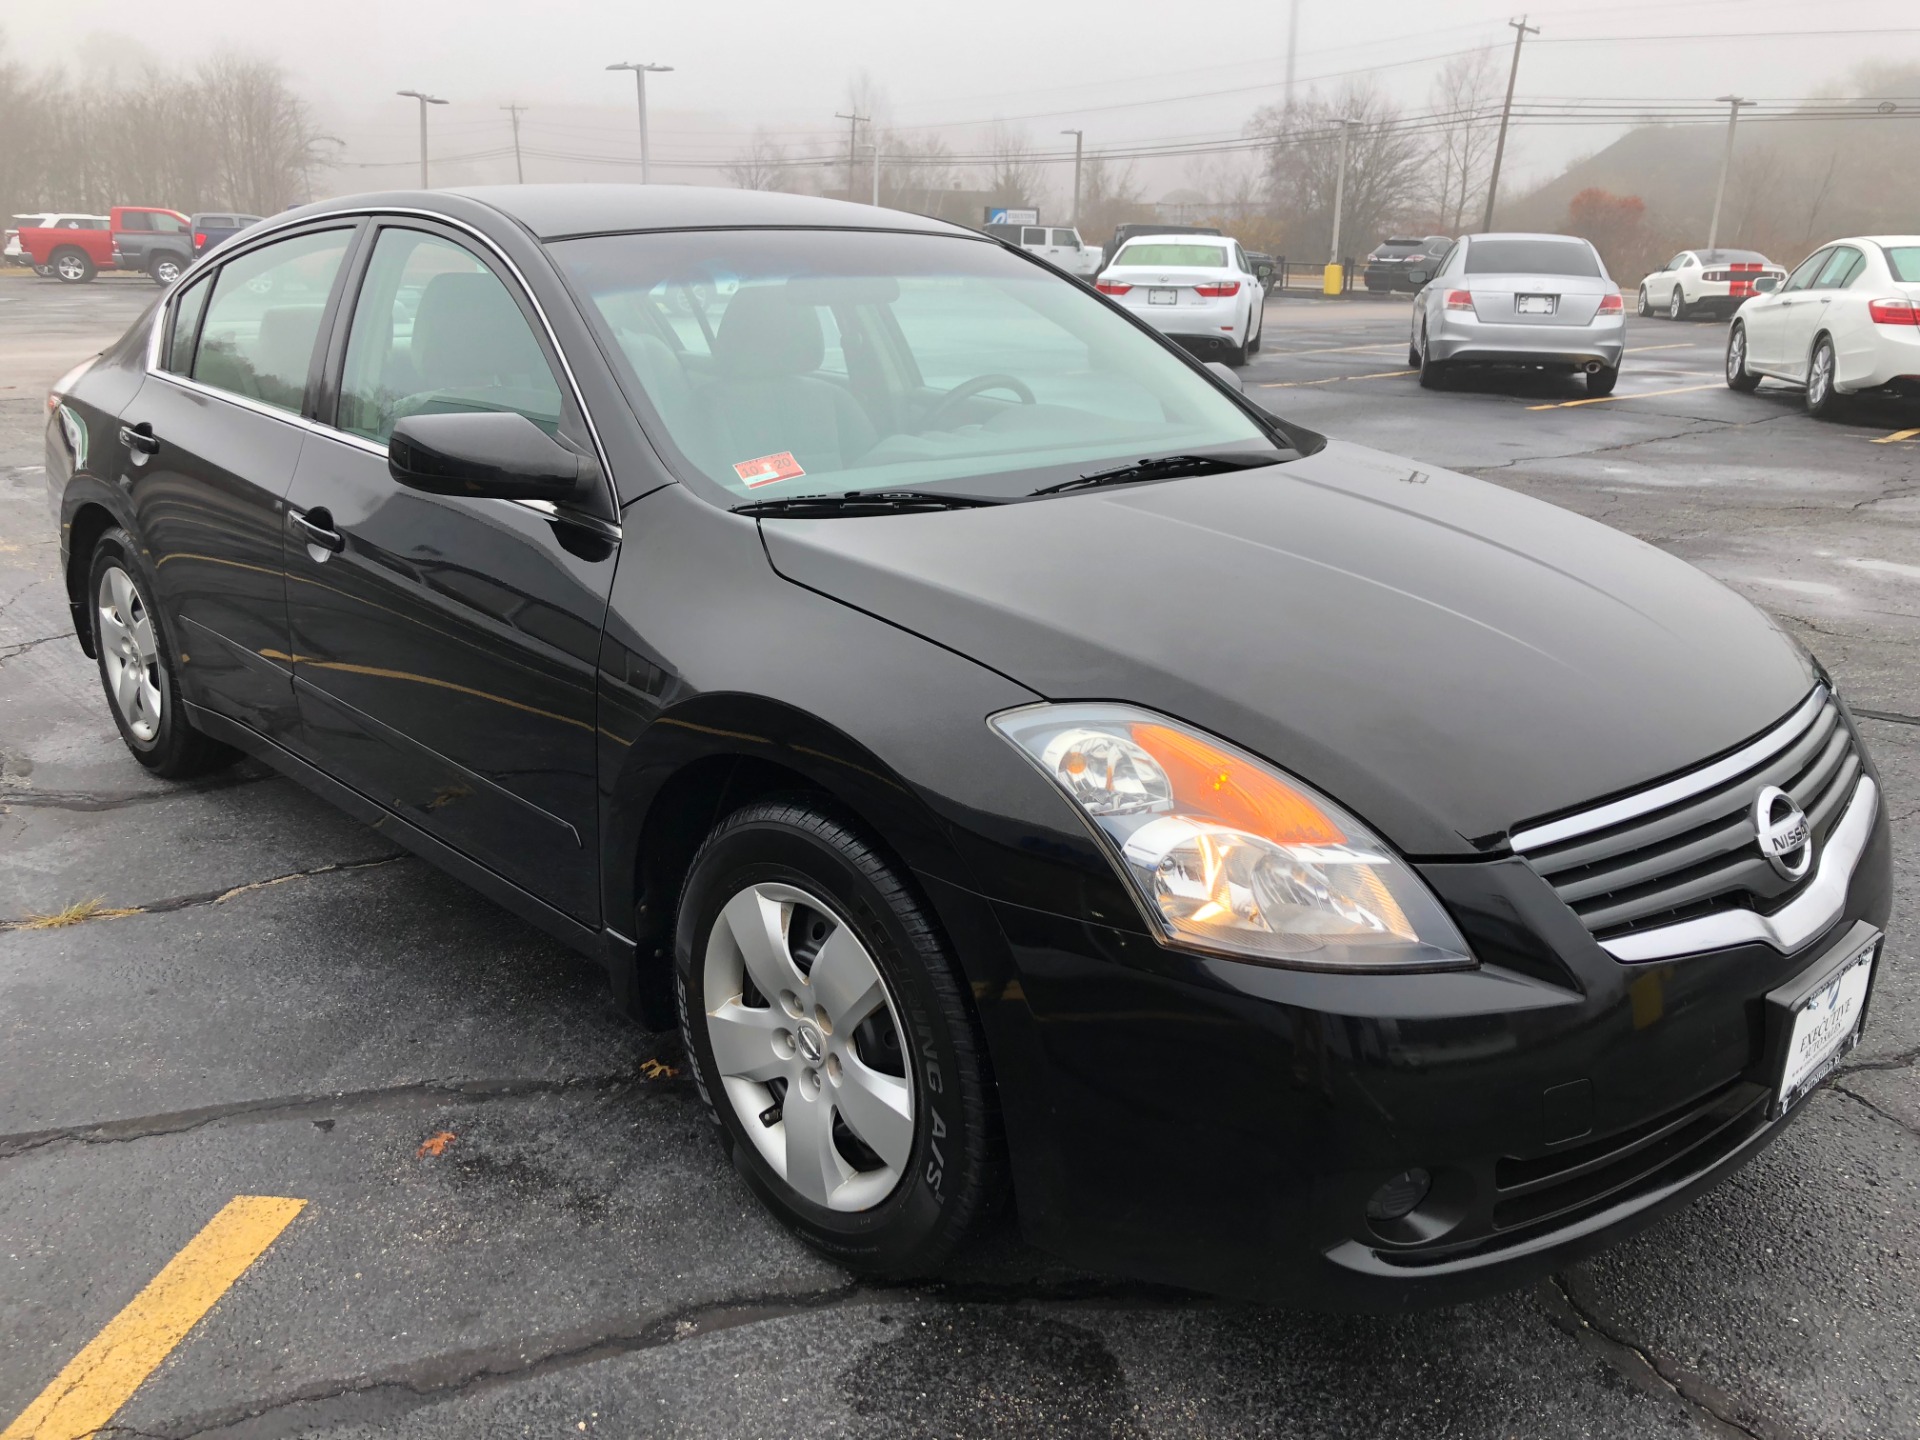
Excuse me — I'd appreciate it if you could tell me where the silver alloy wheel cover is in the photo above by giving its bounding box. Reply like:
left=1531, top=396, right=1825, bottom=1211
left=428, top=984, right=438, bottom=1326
left=703, top=881, right=915, bottom=1212
left=1727, top=327, right=1745, bottom=380
left=57, top=253, right=85, bottom=279
left=1670, top=288, right=1683, bottom=318
left=96, top=565, right=164, bottom=743
left=156, top=258, right=180, bottom=283
left=1810, top=343, right=1833, bottom=403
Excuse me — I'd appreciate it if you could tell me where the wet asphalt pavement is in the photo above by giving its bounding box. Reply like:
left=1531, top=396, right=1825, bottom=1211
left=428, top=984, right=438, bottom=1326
left=2, top=270, right=1918, bottom=1438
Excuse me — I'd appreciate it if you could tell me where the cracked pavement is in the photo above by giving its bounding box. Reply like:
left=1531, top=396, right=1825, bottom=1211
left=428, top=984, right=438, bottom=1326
left=3, top=283, right=1919, bottom=1437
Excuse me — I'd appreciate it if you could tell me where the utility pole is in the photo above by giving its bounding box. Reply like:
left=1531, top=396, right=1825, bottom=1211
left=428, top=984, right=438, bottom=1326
left=396, top=90, right=448, bottom=188
left=866, top=140, right=881, bottom=206
left=1705, top=95, right=1754, bottom=251
left=1480, top=15, right=1538, bottom=232
left=835, top=110, right=868, bottom=203
left=607, top=62, right=673, bottom=183
left=1284, top=0, right=1301, bottom=111
left=500, top=103, right=528, bottom=183
left=1060, top=128, right=1084, bottom=225
left=1329, top=117, right=1359, bottom=265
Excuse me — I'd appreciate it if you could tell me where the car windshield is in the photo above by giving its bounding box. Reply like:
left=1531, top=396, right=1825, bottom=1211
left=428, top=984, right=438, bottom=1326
left=550, top=228, right=1281, bottom=506
left=1113, top=243, right=1229, bottom=268
left=1465, top=240, right=1601, bottom=277
left=1885, top=246, right=1920, bottom=283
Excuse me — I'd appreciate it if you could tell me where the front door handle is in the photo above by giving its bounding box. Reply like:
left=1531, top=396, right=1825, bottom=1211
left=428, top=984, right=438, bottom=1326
left=289, top=507, right=345, bottom=555
left=118, top=422, right=159, bottom=455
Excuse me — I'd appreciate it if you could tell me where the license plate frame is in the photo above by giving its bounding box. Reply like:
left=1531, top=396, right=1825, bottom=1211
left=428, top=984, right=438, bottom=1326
left=1767, top=928, right=1880, bottom=1119
left=1148, top=287, right=1178, bottom=306
left=1516, top=293, right=1557, bottom=315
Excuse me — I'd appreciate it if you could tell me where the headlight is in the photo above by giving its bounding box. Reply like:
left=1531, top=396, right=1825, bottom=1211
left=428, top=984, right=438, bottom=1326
left=991, top=704, right=1472, bottom=971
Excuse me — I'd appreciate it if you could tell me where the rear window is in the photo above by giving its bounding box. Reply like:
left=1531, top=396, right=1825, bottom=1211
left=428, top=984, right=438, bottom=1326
left=1115, top=243, right=1228, bottom=268
left=1464, top=239, right=1601, bottom=277
left=1698, top=249, right=1767, bottom=265
left=1885, top=247, right=1920, bottom=283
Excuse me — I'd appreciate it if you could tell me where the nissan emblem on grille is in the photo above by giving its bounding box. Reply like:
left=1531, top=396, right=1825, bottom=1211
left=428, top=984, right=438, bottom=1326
left=1752, top=785, right=1813, bottom=881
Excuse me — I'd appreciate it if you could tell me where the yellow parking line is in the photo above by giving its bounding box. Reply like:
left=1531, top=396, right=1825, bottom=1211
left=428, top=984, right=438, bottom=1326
left=2, top=1196, right=306, bottom=1440
left=1260, top=369, right=1417, bottom=389
left=1872, top=427, right=1920, bottom=444
left=1528, top=382, right=1724, bottom=411
left=1263, top=342, right=1406, bottom=358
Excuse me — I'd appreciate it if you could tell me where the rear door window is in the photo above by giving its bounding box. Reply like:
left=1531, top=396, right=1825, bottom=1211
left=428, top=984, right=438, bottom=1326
left=1813, top=247, right=1863, bottom=289
left=164, top=275, right=212, bottom=376
left=1021, top=227, right=1046, bottom=246
left=337, top=227, right=566, bottom=444
left=191, top=228, right=351, bottom=412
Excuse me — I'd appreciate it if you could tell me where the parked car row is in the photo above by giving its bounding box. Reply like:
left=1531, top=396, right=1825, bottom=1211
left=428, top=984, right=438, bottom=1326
left=6, top=207, right=260, bottom=282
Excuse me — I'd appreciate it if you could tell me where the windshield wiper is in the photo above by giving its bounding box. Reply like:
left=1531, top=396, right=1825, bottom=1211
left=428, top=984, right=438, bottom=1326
left=1029, top=451, right=1286, bottom=497
left=732, top=489, right=1006, bottom=518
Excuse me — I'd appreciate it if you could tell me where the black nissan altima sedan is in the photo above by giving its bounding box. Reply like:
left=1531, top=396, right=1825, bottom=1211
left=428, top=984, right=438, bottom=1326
left=45, top=185, right=1891, bottom=1309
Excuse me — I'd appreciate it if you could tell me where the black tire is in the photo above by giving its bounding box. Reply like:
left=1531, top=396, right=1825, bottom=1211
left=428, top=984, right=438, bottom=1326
left=86, top=528, right=234, bottom=778
left=1668, top=286, right=1688, bottom=321
left=1246, top=304, right=1262, bottom=357
left=1725, top=321, right=1761, bottom=393
left=51, top=246, right=95, bottom=283
left=1417, top=323, right=1450, bottom=389
left=149, top=252, right=186, bottom=286
left=1408, top=338, right=1421, bottom=367
left=675, top=799, right=1003, bottom=1278
left=1586, top=363, right=1619, bottom=397
left=1805, top=335, right=1846, bottom=419
left=1637, top=286, right=1653, bottom=318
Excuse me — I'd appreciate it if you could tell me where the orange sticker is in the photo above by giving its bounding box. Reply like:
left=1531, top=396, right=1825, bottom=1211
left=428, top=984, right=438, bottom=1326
left=734, top=452, right=806, bottom=487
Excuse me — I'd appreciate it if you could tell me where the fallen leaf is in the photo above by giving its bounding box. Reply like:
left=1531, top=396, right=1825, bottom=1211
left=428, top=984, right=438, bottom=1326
left=415, top=1130, right=457, bottom=1158
left=639, top=1058, right=680, bottom=1080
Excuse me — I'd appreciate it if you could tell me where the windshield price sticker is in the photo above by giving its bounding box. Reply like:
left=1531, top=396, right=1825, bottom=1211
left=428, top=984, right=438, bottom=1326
left=735, top=452, right=806, bottom=488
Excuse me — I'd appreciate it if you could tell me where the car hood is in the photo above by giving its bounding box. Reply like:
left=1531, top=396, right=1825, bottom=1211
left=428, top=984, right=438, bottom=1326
left=760, top=440, right=1815, bottom=855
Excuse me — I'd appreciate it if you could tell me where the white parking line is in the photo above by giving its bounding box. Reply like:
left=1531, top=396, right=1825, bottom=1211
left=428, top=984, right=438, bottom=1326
left=1258, top=369, right=1416, bottom=389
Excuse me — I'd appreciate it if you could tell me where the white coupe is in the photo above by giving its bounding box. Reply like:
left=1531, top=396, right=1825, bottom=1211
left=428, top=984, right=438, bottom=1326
left=1725, top=236, right=1920, bottom=417
left=1637, top=248, right=1786, bottom=320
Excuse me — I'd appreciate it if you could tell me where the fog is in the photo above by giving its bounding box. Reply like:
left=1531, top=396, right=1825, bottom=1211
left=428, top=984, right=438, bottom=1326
left=8, top=0, right=1920, bottom=207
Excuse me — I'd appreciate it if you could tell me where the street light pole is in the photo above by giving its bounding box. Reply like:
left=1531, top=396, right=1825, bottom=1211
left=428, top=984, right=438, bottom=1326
left=1284, top=0, right=1301, bottom=111
left=866, top=141, right=881, bottom=206
left=1480, top=15, right=1538, bottom=232
left=1060, top=128, right=1084, bottom=226
left=607, top=62, right=674, bottom=183
left=1706, top=95, right=1754, bottom=251
left=1329, top=117, right=1359, bottom=266
left=500, top=103, right=528, bottom=183
left=396, top=90, right=448, bottom=189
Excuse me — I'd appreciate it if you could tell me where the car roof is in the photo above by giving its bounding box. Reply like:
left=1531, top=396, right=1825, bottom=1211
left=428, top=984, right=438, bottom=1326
left=1116, top=234, right=1233, bottom=246
left=1458, top=232, right=1595, bottom=245
left=449, top=183, right=975, bottom=240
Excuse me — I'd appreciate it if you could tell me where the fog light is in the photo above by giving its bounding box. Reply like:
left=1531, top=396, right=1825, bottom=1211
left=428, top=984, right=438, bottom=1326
left=1365, top=1168, right=1432, bottom=1221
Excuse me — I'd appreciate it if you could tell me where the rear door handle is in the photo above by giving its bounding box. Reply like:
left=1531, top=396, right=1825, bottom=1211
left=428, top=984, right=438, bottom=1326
left=289, top=507, right=345, bottom=555
left=118, top=422, right=159, bottom=455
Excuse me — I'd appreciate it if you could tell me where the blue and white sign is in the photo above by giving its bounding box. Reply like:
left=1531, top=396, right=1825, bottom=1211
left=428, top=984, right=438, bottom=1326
left=986, top=207, right=1039, bottom=226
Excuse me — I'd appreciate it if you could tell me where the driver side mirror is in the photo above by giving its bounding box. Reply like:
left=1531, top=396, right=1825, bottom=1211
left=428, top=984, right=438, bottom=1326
left=389, top=411, right=600, bottom=506
left=1752, top=275, right=1782, bottom=294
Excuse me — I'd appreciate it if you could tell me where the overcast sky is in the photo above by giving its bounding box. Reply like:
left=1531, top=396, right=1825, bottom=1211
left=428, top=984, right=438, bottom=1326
left=8, top=0, right=1920, bottom=200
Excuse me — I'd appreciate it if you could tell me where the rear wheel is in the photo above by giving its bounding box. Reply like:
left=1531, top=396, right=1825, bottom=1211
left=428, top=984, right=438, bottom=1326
left=1725, top=322, right=1761, bottom=392
left=1417, top=322, right=1450, bottom=389
left=1669, top=286, right=1688, bottom=321
left=87, top=528, right=233, bottom=778
left=1805, top=336, right=1845, bottom=419
left=676, top=800, right=1002, bottom=1278
left=52, top=247, right=95, bottom=283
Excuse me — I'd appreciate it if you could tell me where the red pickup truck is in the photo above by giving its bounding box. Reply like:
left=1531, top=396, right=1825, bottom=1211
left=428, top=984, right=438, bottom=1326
left=18, top=206, right=194, bottom=285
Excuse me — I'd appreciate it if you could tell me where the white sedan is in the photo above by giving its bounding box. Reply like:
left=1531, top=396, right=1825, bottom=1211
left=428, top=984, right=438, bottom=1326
left=1725, top=236, right=1920, bottom=417
left=1095, top=235, right=1265, bottom=366
left=1637, top=248, right=1785, bottom=320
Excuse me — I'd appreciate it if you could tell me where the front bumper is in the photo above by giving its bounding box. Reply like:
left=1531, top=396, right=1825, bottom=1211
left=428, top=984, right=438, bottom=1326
left=961, top=777, right=1891, bottom=1309
left=1429, top=310, right=1625, bottom=369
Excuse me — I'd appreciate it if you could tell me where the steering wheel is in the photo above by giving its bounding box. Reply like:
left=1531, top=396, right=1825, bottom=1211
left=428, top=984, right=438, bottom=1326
left=924, top=373, right=1036, bottom=430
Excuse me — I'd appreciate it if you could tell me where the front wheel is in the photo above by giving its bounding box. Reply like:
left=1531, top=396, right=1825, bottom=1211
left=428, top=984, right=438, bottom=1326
left=676, top=800, right=1003, bottom=1278
left=1725, top=322, right=1761, bottom=392
left=1805, top=336, right=1845, bottom=419
left=1637, top=286, right=1653, bottom=317
left=87, top=528, right=234, bottom=778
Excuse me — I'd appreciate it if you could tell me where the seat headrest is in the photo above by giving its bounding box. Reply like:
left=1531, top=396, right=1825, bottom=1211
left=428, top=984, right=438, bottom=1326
left=711, top=287, right=824, bottom=380
left=253, top=305, right=324, bottom=388
left=411, top=271, right=546, bottom=392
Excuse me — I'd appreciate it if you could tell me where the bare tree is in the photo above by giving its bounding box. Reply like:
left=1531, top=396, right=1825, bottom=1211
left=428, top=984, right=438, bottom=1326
left=1428, top=48, right=1500, bottom=233
left=984, top=122, right=1046, bottom=211
left=725, top=126, right=793, bottom=192
left=1248, top=80, right=1428, bottom=262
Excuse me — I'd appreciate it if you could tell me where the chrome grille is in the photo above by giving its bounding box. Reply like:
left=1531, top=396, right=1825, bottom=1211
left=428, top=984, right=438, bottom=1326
left=1512, top=687, right=1871, bottom=960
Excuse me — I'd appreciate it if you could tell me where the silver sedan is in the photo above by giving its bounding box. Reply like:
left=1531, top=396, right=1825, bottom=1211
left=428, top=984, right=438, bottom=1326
left=1410, top=233, right=1626, bottom=395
